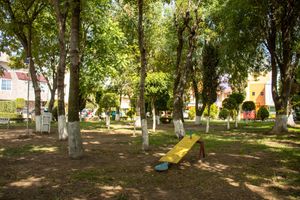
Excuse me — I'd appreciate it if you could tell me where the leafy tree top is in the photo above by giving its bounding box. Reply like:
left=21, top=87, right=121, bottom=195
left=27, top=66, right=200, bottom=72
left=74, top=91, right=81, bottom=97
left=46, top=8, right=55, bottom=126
left=229, top=92, right=245, bottom=106
left=97, top=93, right=119, bottom=112
left=242, top=101, right=256, bottom=112
left=222, top=97, right=237, bottom=111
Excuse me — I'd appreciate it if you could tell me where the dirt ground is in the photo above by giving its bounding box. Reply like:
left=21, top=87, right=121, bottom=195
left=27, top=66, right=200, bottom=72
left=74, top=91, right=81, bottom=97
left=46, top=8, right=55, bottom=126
left=0, top=123, right=299, bottom=200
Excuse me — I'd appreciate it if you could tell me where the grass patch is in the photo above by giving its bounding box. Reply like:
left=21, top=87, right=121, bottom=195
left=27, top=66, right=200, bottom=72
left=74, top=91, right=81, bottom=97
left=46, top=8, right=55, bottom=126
left=0, top=145, right=58, bottom=157
left=70, top=169, right=115, bottom=184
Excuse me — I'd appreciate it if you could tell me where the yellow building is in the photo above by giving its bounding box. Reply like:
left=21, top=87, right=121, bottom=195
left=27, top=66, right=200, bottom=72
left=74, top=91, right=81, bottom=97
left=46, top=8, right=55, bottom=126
left=245, top=71, right=275, bottom=113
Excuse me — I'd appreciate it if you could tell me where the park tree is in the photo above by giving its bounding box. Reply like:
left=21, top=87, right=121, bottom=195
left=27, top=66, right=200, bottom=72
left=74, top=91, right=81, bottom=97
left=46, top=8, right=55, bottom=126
left=202, top=42, right=220, bottom=133
left=242, top=101, right=256, bottom=123
left=68, top=0, right=83, bottom=159
left=173, top=0, right=202, bottom=138
left=145, top=72, right=169, bottom=132
left=97, top=93, right=119, bottom=130
left=222, top=97, right=237, bottom=130
left=0, top=0, right=46, bottom=132
left=229, top=92, right=245, bottom=128
left=50, top=0, right=70, bottom=140
left=137, top=0, right=149, bottom=150
left=215, top=0, right=300, bottom=133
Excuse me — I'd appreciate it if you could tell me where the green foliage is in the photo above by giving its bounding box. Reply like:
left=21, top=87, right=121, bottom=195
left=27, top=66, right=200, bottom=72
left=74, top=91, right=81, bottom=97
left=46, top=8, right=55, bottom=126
left=242, top=101, right=256, bottom=112
left=229, top=93, right=245, bottom=107
left=188, top=107, right=195, bottom=120
left=86, top=102, right=96, bottom=110
left=98, top=93, right=120, bottom=111
left=0, top=112, right=21, bottom=119
left=257, top=107, right=269, bottom=121
left=126, top=109, right=135, bottom=120
left=202, top=43, right=220, bottom=107
left=218, top=108, right=229, bottom=120
left=145, top=72, right=169, bottom=96
left=203, top=104, right=218, bottom=119
left=0, top=101, right=16, bottom=113
left=15, top=98, right=25, bottom=109
left=222, top=97, right=237, bottom=111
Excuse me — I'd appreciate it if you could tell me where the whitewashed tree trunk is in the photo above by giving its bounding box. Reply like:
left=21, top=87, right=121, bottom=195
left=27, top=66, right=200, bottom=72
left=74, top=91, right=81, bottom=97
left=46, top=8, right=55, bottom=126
left=235, top=116, right=238, bottom=128
left=68, top=121, right=83, bottom=159
left=195, top=115, right=201, bottom=125
left=35, top=115, right=41, bottom=132
left=271, top=115, right=288, bottom=133
left=287, top=113, right=296, bottom=127
left=237, top=106, right=242, bottom=121
left=58, top=115, right=68, bottom=140
left=106, top=112, right=110, bottom=130
left=152, top=99, right=156, bottom=132
left=156, top=115, right=160, bottom=125
left=227, top=116, right=230, bottom=130
left=115, top=114, right=120, bottom=121
left=141, top=119, right=149, bottom=150
left=134, top=115, right=141, bottom=127
left=173, top=119, right=185, bottom=138
left=205, top=116, right=210, bottom=133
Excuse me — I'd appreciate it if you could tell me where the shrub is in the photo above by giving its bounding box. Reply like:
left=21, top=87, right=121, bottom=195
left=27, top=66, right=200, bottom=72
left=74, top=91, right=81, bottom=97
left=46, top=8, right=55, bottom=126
left=0, top=101, right=16, bottom=113
left=223, top=97, right=237, bottom=111
left=15, top=98, right=25, bottom=109
left=219, top=108, right=229, bottom=120
left=188, top=107, right=195, bottom=120
left=203, top=104, right=218, bottom=119
left=242, top=101, right=256, bottom=111
left=0, top=112, right=22, bottom=119
left=257, top=107, right=269, bottom=121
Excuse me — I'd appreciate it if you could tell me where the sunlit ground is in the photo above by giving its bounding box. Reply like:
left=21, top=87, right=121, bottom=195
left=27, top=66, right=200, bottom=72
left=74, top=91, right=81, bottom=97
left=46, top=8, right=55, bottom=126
left=0, top=120, right=299, bottom=200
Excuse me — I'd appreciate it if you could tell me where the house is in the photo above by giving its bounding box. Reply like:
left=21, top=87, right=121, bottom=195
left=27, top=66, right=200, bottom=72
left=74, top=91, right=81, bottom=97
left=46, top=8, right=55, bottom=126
left=0, top=52, right=50, bottom=111
left=245, top=71, right=275, bottom=114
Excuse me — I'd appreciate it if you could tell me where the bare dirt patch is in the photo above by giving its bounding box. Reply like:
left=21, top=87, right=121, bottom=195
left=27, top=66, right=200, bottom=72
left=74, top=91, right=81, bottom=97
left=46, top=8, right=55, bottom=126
left=0, top=123, right=299, bottom=200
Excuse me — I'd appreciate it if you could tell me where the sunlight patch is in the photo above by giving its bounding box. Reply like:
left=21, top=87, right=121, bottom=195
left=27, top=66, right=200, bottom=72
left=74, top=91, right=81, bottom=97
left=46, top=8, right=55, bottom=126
left=99, top=185, right=123, bottom=199
left=223, top=177, right=239, bottom=187
left=9, top=176, right=45, bottom=188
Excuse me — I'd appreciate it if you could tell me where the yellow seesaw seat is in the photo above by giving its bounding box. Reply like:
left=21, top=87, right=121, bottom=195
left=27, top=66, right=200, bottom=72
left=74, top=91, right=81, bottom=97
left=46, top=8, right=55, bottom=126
left=159, top=135, right=201, bottom=164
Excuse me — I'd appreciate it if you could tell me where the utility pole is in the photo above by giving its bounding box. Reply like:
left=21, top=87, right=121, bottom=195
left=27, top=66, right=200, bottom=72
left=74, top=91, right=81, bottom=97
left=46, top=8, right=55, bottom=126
left=25, top=57, right=30, bottom=134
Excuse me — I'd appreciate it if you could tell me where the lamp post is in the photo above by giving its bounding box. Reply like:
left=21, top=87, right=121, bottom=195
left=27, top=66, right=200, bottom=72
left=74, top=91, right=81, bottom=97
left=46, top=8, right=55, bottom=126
left=25, top=57, right=30, bottom=134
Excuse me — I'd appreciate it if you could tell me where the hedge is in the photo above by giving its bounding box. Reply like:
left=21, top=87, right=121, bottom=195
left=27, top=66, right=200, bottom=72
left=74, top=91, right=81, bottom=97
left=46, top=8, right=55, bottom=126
left=0, top=112, right=22, bottom=119
left=15, top=98, right=25, bottom=109
left=0, top=101, right=16, bottom=113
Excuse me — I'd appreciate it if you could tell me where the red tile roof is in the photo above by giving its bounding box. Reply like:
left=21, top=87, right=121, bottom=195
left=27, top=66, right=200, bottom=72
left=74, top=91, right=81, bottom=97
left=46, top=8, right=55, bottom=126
left=16, top=72, right=47, bottom=83
left=16, top=72, right=30, bottom=81
left=1, top=71, right=12, bottom=79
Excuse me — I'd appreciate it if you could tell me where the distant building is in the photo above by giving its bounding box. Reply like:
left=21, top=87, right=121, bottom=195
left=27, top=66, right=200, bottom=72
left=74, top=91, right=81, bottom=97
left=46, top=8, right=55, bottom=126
left=245, top=72, right=275, bottom=113
left=0, top=52, right=50, bottom=110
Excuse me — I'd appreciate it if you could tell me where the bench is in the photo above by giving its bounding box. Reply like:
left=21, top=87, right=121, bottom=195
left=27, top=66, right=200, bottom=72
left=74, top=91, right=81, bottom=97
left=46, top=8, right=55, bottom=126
left=0, top=118, right=10, bottom=129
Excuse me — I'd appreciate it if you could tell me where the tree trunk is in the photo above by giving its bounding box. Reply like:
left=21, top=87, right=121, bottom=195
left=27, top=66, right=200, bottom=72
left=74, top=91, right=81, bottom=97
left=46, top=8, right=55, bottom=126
left=196, top=103, right=206, bottom=125
left=48, top=87, right=56, bottom=113
left=26, top=29, right=41, bottom=132
left=206, top=104, right=211, bottom=133
left=151, top=97, right=156, bottom=132
left=53, top=0, right=69, bottom=140
left=115, top=93, right=122, bottom=121
left=138, top=0, right=149, bottom=150
left=192, top=73, right=201, bottom=125
left=267, top=4, right=299, bottom=134
left=68, top=0, right=83, bottom=159
left=227, top=116, right=230, bottom=130
left=106, top=111, right=110, bottom=130
left=135, top=97, right=141, bottom=127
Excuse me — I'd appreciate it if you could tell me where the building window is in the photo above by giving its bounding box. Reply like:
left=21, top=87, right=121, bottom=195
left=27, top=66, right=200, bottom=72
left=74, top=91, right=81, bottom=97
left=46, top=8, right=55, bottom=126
left=260, top=92, right=264, bottom=96
left=252, top=92, right=255, bottom=96
left=1, top=79, right=12, bottom=91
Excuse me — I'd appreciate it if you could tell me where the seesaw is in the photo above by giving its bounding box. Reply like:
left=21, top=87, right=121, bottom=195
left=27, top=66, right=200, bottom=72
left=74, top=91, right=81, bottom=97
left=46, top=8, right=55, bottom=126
left=155, top=133, right=205, bottom=171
